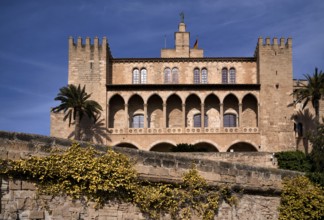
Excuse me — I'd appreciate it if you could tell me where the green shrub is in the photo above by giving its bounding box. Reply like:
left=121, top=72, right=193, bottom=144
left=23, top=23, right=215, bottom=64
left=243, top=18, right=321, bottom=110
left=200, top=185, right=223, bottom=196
left=275, top=151, right=312, bottom=172
left=279, top=176, right=324, bottom=220
left=307, top=172, right=324, bottom=187
left=308, top=124, right=324, bottom=173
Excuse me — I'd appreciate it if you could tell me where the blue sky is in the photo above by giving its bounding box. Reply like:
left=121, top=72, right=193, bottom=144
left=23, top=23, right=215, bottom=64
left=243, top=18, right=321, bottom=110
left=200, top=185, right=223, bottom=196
left=0, top=0, right=323, bottom=136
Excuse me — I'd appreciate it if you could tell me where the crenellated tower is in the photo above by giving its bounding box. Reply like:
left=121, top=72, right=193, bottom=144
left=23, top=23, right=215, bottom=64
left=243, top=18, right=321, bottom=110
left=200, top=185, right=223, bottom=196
left=256, top=37, right=295, bottom=151
left=51, top=37, right=112, bottom=143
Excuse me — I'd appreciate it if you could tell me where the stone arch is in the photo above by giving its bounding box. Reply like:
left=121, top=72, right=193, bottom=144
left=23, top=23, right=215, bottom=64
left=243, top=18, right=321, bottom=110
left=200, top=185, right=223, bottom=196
left=227, top=141, right=258, bottom=152
left=150, top=142, right=176, bottom=152
left=147, top=94, right=163, bottom=128
left=128, top=94, right=144, bottom=128
left=127, top=93, right=143, bottom=104
left=165, top=93, right=183, bottom=103
left=185, top=94, right=201, bottom=127
left=108, top=93, right=125, bottom=103
left=192, top=141, right=219, bottom=152
left=223, top=94, right=239, bottom=127
left=115, top=142, right=138, bottom=149
left=146, top=93, right=162, bottom=103
left=109, top=94, right=125, bottom=128
left=166, top=94, right=182, bottom=128
left=242, top=94, right=258, bottom=127
left=204, top=94, right=221, bottom=128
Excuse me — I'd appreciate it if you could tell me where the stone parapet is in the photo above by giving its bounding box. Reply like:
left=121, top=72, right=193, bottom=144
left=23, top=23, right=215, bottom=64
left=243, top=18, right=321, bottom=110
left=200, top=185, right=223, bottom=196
left=0, top=131, right=299, bottom=193
left=0, top=130, right=301, bottom=219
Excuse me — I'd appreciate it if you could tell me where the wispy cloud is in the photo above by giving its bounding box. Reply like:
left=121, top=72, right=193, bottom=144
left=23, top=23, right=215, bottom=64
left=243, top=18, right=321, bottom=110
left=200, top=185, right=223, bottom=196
left=0, top=50, right=65, bottom=73
left=0, top=84, right=50, bottom=98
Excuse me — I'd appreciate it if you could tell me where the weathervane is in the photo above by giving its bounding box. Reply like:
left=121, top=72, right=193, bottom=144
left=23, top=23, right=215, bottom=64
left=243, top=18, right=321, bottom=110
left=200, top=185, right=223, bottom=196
left=180, top=12, right=184, bottom=23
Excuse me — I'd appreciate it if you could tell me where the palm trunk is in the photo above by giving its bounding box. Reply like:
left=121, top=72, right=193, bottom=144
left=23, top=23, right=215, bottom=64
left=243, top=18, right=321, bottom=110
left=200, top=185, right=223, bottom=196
left=74, top=111, right=81, bottom=140
left=314, top=99, right=320, bottom=124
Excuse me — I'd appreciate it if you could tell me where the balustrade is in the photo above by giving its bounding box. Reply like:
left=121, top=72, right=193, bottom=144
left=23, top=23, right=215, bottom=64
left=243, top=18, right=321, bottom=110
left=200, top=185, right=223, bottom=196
left=108, top=127, right=259, bottom=134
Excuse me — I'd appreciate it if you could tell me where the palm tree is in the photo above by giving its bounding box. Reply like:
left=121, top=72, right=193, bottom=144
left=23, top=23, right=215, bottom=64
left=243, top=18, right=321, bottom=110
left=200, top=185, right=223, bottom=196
left=52, top=84, right=103, bottom=140
left=294, top=68, right=324, bottom=121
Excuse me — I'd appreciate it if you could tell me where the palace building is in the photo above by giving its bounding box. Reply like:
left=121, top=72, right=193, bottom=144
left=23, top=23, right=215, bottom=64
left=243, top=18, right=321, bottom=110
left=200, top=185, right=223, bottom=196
left=50, top=20, right=308, bottom=152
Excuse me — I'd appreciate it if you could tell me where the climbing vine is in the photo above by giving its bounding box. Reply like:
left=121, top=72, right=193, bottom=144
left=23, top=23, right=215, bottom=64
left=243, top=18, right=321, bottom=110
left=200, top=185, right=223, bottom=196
left=0, top=143, right=236, bottom=220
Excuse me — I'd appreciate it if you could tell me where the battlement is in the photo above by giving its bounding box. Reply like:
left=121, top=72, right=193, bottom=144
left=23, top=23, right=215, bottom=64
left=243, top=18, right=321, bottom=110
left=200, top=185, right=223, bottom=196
left=254, top=37, right=292, bottom=57
left=69, top=36, right=112, bottom=58
left=257, top=37, right=292, bottom=48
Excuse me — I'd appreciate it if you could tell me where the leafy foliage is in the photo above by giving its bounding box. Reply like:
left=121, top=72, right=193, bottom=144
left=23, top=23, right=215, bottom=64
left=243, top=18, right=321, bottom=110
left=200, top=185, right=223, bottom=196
left=307, top=124, right=324, bottom=186
left=0, top=144, right=236, bottom=219
left=2, top=143, right=137, bottom=205
left=309, top=124, right=324, bottom=173
left=171, top=143, right=208, bottom=152
left=293, top=68, right=324, bottom=119
left=276, top=124, right=324, bottom=218
left=279, top=176, right=324, bottom=220
left=134, top=168, right=236, bottom=220
left=275, top=151, right=312, bottom=172
left=51, top=84, right=103, bottom=140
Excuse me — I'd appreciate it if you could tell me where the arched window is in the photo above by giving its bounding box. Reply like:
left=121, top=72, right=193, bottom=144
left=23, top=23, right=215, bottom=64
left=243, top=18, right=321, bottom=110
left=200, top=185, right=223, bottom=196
left=224, top=114, right=236, bottom=127
left=164, top=68, right=171, bottom=83
left=201, top=68, right=208, bottom=84
left=172, top=68, right=179, bottom=83
left=132, top=114, right=144, bottom=128
left=194, top=68, right=200, bottom=84
left=222, top=68, right=228, bottom=84
left=229, top=68, right=236, bottom=83
left=193, top=114, right=208, bottom=127
left=140, top=68, right=147, bottom=84
left=132, top=68, right=140, bottom=84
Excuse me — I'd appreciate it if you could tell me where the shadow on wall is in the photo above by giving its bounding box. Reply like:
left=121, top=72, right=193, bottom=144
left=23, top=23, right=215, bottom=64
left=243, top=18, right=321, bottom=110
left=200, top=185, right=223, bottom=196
left=292, top=109, right=317, bottom=153
left=68, top=118, right=111, bottom=144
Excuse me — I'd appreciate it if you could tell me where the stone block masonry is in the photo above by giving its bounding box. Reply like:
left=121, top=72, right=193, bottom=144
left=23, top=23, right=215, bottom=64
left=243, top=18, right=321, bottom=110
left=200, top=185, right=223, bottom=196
left=0, top=131, right=300, bottom=219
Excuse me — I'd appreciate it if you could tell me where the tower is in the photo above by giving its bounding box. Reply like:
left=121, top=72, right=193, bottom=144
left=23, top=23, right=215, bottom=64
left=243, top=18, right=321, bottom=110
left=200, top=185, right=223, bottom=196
left=161, top=21, right=203, bottom=58
left=51, top=37, right=112, bottom=143
left=256, top=37, right=295, bottom=151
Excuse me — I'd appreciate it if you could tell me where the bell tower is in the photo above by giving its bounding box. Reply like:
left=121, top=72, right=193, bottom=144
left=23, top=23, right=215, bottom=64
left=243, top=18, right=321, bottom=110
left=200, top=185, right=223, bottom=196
left=161, top=15, right=203, bottom=58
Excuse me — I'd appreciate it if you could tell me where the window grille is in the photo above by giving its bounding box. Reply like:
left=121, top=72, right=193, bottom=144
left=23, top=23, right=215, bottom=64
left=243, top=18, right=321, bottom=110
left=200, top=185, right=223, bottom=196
left=194, top=68, right=200, bottom=84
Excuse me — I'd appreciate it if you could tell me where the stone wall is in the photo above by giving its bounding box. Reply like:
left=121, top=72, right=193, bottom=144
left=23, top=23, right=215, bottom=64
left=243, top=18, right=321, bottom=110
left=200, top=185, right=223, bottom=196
left=0, top=131, right=300, bottom=219
left=0, top=179, right=281, bottom=220
left=111, top=60, right=257, bottom=85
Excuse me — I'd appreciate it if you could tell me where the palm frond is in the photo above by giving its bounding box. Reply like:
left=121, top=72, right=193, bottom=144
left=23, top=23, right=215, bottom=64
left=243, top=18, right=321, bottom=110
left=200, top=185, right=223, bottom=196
left=52, top=84, right=103, bottom=133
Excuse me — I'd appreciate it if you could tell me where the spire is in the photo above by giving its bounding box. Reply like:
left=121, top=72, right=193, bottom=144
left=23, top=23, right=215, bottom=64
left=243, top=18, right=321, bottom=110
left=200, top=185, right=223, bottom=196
left=180, top=12, right=184, bottom=23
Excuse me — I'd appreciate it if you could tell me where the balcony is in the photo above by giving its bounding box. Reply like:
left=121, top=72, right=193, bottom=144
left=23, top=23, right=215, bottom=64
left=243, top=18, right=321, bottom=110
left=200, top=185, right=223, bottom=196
left=108, top=127, right=259, bottom=135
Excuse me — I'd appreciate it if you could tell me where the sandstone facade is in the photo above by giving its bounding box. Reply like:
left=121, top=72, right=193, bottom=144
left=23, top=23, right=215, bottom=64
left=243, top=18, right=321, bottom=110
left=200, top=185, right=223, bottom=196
left=50, top=20, right=321, bottom=152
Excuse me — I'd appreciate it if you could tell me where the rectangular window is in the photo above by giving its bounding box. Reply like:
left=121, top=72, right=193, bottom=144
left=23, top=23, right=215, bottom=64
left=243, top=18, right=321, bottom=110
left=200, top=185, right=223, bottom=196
left=224, top=114, right=236, bottom=127
left=132, top=115, right=144, bottom=128
left=194, top=114, right=201, bottom=127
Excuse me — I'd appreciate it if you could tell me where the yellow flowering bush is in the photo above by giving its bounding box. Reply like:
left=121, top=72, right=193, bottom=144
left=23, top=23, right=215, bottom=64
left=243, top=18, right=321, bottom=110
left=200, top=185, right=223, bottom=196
left=0, top=143, right=236, bottom=219
left=279, top=176, right=324, bottom=220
